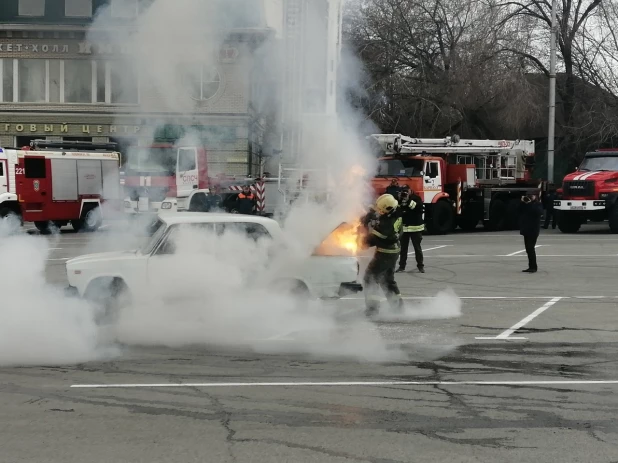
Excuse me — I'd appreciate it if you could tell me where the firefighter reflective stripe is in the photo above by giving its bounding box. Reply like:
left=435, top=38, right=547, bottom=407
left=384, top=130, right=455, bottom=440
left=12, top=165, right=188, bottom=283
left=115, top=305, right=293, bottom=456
left=377, top=247, right=400, bottom=253
left=409, top=200, right=416, bottom=209
left=394, top=217, right=402, bottom=232
left=371, top=229, right=387, bottom=238
left=403, top=224, right=425, bottom=232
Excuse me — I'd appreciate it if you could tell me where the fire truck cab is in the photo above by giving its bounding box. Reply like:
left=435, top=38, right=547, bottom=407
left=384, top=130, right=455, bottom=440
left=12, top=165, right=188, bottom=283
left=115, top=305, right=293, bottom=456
left=0, top=140, right=122, bottom=233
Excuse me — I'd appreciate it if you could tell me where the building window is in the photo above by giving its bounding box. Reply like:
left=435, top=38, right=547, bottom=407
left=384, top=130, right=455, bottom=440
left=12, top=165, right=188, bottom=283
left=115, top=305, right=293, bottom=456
left=64, top=60, right=92, bottom=103
left=1, top=59, right=14, bottom=103
left=184, top=66, right=221, bottom=101
left=111, top=0, right=139, bottom=18
left=19, top=59, right=46, bottom=103
left=65, top=0, right=92, bottom=17
left=19, top=0, right=45, bottom=17
left=110, top=61, right=138, bottom=104
left=95, top=61, right=106, bottom=103
left=49, top=60, right=61, bottom=102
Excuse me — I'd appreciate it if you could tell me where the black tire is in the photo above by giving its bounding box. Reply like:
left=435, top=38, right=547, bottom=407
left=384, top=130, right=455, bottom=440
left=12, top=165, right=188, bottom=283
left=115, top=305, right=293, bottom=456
left=34, top=221, right=51, bottom=234
left=506, top=198, right=520, bottom=230
left=85, top=278, right=131, bottom=325
left=609, top=207, right=618, bottom=233
left=486, top=199, right=508, bottom=231
left=71, top=219, right=84, bottom=232
left=427, top=200, right=454, bottom=235
left=0, top=207, right=22, bottom=233
left=558, top=213, right=581, bottom=233
left=457, top=212, right=479, bottom=231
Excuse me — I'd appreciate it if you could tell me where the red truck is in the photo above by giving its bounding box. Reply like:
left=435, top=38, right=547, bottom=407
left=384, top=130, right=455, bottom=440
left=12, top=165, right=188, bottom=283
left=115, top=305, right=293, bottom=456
left=0, top=140, right=122, bottom=233
left=554, top=149, right=618, bottom=233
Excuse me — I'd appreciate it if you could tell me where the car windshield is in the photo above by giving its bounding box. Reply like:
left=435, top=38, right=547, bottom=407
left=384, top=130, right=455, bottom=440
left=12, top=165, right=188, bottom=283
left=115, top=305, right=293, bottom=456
left=125, top=147, right=177, bottom=174
left=579, top=156, right=618, bottom=171
left=140, top=219, right=168, bottom=254
left=376, top=159, right=424, bottom=177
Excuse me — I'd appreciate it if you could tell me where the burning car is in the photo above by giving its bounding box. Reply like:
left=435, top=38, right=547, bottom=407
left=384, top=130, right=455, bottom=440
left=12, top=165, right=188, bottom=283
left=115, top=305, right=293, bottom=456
left=65, top=213, right=362, bottom=322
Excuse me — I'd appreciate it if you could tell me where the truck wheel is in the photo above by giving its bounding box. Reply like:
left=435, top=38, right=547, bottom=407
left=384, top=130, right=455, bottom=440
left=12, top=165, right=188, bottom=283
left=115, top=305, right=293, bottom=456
left=457, top=213, right=479, bottom=231
left=486, top=199, right=507, bottom=231
left=609, top=207, right=618, bottom=233
left=71, top=219, right=84, bottom=232
left=427, top=200, right=454, bottom=235
left=0, top=207, right=22, bottom=234
left=80, top=206, right=102, bottom=232
left=506, top=198, right=520, bottom=230
left=34, top=221, right=51, bottom=234
left=558, top=214, right=581, bottom=233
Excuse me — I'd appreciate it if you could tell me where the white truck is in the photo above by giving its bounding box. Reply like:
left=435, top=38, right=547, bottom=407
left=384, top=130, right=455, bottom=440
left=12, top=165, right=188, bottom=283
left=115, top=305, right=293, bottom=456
left=65, top=213, right=362, bottom=322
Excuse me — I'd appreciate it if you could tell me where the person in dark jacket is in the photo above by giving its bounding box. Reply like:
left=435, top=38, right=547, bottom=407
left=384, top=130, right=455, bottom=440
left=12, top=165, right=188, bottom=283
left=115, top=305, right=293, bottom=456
left=385, top=179, right=401, bottom=198
left=236, top=185, right=256, bottom=215
left=207, top=186, right=223, bottom=211
left=396, top=186, right=425, bottom=273
left=519, top=194, right=543, bottom=273
left=360, top=194, right=405, bottom=317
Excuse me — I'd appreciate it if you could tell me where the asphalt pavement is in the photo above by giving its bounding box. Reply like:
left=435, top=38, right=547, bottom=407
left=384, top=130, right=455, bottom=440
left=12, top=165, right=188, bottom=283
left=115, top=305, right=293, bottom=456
left=1, top=221, right=618, bottom=462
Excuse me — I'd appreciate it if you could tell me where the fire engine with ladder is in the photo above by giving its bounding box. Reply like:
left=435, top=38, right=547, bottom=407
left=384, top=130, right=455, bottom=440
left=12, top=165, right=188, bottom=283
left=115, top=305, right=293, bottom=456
left=368, top=134, right=541, bottom=234
left=0, top=139, right=122, bottom=233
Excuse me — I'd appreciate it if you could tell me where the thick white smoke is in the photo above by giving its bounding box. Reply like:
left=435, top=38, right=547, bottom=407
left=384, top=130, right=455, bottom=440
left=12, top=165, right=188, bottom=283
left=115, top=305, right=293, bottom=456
left=0, top=1, right=465, bottom=367
left=0, top=218, right=117, bottom=366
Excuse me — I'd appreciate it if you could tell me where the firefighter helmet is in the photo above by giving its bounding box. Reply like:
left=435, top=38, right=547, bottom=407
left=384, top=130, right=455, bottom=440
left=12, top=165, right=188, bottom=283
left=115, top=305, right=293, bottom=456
left=375, top=194, right=398, bottom=215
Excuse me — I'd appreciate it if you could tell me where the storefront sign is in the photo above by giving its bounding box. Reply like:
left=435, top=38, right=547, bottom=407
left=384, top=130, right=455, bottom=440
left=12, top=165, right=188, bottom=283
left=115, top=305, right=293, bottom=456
left=0, top=42, right=239, bottom=62
left=1, top=123, right=237, bottom=141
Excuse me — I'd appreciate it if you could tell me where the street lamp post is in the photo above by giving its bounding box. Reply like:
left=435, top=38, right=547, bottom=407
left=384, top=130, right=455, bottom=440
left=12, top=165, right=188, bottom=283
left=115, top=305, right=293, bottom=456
left=547, top=0, right=557, bottom=183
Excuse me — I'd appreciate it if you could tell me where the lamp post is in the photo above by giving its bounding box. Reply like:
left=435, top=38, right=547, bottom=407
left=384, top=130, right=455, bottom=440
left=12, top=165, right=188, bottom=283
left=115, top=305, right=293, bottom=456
left=547, top=0, right=557, bottom=183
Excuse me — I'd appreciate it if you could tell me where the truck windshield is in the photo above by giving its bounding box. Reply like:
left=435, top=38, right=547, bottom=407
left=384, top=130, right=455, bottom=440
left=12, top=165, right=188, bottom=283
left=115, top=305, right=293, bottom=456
left=579, top=156, right=618, bottom=171
left=376, top=159, right=424, bottom=177
left=126, top=147, right=177, bottom=174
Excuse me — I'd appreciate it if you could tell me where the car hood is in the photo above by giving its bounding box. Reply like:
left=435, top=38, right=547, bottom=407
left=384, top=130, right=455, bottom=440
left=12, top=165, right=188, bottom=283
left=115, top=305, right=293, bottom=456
left=565, top=171, right=618, bottom=182
left=66, top=250, right=138, bottom=267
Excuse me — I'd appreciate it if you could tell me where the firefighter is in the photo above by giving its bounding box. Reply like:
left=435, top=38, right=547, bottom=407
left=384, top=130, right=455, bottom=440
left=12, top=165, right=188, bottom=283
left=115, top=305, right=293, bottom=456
left=385, top=178, right=401, bottom=197
left=360, top=194, right=405, bottom=317
left=236, top=185, right=256, bottom=215
left=396, top=186, right=425, bottom=273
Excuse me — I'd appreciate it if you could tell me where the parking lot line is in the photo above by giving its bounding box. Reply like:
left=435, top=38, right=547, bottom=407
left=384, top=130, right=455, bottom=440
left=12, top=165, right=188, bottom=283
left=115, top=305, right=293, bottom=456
left=409, top=244, right=451, bottom=255
left=475, top=297, right=563, bottom=340
left=503, top=245, right=545, bottom=257
left=70, top=379, right=618, bottom=389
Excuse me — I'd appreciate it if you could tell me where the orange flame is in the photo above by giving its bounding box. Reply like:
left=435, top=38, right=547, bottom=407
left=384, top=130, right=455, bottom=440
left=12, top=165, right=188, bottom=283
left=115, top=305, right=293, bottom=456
left=314, top=221, right=364, bottom=256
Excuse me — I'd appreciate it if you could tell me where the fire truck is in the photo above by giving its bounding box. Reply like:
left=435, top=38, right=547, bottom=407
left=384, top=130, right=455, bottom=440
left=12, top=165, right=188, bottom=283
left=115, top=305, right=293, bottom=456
left=368, top=134, right=541, bottom=234
left=0, top=140, right=122, bottom=233
left=554, top=149, right=618, bottom=233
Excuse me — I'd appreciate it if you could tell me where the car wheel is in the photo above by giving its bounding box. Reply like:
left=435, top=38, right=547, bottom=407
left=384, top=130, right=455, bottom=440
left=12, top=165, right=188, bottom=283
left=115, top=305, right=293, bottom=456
left=85, top=278, right=131, bottom=325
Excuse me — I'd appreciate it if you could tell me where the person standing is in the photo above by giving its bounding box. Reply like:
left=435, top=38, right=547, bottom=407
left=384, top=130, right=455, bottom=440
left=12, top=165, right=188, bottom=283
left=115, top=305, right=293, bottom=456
left=396, top=186, right=425, bottom=273
left=237, top=185, right=256, bottom=215
left=359, top=194, right=405, bottom=317
left=519, top=194, right=543, bottom=273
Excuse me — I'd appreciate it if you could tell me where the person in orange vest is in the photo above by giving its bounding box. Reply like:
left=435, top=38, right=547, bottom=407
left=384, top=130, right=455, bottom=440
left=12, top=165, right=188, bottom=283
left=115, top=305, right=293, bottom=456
left=237, top=185, right=256, bottom=215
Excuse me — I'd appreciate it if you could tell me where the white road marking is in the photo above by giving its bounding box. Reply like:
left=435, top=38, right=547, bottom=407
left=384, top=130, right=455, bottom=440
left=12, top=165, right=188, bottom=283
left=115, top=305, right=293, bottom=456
left=475, top=297, right=563, bottom=340
left=409, top=244, right=451, bottom=255
left=46, top=258, right=69, bottom=261
left=504, top=245, right=544, bottom=257
left=343, top=296, right=571, bottom=300
left=70, top=379, right=618, bottom=389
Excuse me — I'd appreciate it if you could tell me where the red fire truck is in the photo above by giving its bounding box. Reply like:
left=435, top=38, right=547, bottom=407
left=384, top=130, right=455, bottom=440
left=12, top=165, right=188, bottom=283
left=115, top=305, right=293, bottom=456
left=0, top=140, right=122, bottom=233
left=368, top=134, right=541, bottom=234
left=554, top=148, right=618, bottom=233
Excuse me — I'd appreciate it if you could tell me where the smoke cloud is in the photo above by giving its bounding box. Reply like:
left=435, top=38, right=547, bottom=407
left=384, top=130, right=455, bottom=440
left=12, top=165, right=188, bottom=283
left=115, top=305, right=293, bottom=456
left=0, top=219, right=117, bottom=367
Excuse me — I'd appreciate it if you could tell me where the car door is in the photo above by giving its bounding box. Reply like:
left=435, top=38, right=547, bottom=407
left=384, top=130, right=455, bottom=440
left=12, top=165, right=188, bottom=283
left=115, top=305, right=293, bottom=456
left=146, top=222, right=218, bottom=302
left=176, top=147, right=198, bottom=198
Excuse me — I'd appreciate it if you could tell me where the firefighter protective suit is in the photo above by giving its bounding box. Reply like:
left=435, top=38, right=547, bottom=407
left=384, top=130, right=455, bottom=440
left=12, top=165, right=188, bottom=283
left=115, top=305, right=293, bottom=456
left=360, top=194, right=405, bottom=316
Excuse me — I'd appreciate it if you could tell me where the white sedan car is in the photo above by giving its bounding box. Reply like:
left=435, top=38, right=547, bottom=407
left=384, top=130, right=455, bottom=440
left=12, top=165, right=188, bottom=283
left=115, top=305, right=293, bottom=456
left=65, top=213, right=362, bottom=320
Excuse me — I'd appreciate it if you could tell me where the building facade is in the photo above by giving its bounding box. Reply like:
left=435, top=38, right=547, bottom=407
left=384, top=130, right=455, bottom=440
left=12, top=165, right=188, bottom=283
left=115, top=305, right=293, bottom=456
left=0, top=0, right=272, bottom=176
